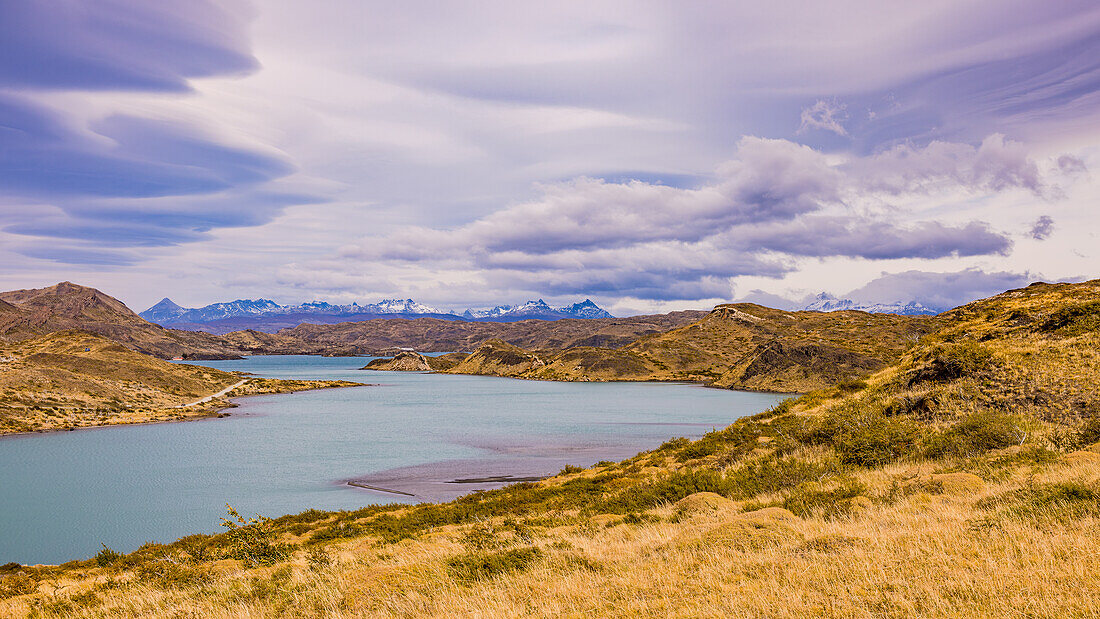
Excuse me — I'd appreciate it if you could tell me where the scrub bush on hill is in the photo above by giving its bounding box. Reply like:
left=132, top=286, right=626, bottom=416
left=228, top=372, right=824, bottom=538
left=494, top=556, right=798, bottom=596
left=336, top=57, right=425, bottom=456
left=923, top=411, right=1027, bottom=457
left=221, top=504, right=292, bottom=567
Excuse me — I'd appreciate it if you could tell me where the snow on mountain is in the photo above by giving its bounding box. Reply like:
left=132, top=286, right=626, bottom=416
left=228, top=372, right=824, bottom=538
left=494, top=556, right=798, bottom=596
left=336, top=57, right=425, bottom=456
left=462, top=299, right=612, bottom=321
left=140, top=297, right=185, bottom=323
left=140, top=296, right=611, bottom=326
left=802, top=294, right=939, bottom=316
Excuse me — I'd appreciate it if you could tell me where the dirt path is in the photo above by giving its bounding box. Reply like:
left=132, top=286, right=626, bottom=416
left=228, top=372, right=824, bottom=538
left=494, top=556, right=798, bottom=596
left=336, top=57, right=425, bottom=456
left=174, top=379, right=247, bottom=408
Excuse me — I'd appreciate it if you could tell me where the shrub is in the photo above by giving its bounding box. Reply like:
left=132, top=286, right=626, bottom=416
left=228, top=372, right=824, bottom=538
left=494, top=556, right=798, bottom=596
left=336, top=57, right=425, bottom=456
left=676, top=424, right=760, bottom=463
left=94, top=543, right=122, bottom=567
left=595, top=469, right=732, bottom=513
left=307, top=521, right=363, bottom=544
left=559, top=464, right=584, bottom=475
left=831, top=413, right=924, bottom=467
left=221, top=504, right=292, bottom=567
left=447, top=547, right=542, bottom=583
left=783, top=479, right=867, bottom=519
left=306, top=547, right=332, bottom=571
left=1037, top=301, right=1100, bottom=336
left=908, top=341, right=994, bottom=386
left=924, top=412, right=1026, bottom=458
left=726, top=455, right=836, bottom=499
left=1078, top=416, right=1100, bottom=447
left=836, top=378, right=868, bottom=393
left=0, top=573, right=36, bottom=600
left=980, top=481, right=1100, bottom=523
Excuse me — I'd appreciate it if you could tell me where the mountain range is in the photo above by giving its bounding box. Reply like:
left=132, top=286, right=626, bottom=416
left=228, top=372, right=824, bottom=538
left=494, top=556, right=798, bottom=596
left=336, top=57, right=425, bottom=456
left=801, top=293, right=939, bottom=315
left=140, top=297, right=613, bottom=333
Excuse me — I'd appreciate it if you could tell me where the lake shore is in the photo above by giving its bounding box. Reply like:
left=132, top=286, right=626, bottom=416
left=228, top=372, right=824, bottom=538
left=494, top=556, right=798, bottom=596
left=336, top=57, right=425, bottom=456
left=0, top=378, right=368, bottom=437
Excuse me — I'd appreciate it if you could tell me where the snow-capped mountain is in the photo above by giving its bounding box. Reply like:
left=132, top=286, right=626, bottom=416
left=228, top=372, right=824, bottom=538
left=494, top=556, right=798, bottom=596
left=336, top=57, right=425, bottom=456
left=139, top=296, right=612, bottom=332
left=462, top=299, right=612, bottom=321
left=802, top=294, right=939, bottom=316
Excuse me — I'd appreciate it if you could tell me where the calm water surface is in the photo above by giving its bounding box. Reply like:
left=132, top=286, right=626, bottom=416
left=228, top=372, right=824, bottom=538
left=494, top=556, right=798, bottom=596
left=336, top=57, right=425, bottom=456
left=0, top=356, right=786, bottom=564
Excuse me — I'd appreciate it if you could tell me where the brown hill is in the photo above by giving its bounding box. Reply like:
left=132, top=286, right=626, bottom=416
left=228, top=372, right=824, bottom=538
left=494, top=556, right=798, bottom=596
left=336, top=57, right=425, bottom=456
left=0, top=282, right=246, bottom=359
left=279, top=310, right=707, bottom=355
left=0, top=329, right=364, bottom=435
left=446, top=339, right=547, bottom=378
left=786, top=278, right=1100, bottom=427
left=443, top=304, right=936, bottom=392
left=360, top=351, right=467, bottom=372
left=0, top=330, right=242, bottom=433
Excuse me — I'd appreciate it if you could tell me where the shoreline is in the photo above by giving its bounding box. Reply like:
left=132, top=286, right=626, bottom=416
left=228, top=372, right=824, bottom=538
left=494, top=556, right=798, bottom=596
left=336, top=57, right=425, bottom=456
left=0, top=382, right=369, bottom=439
left=366, top=366, right=803, bottom=396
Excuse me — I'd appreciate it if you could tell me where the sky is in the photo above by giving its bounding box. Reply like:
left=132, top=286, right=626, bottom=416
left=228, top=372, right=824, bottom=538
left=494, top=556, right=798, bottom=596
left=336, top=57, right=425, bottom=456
left=1, top=1, right=1098, bottom=316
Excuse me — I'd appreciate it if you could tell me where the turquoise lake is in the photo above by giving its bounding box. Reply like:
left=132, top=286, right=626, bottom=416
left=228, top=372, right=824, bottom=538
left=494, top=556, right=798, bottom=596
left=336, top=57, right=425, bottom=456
left=0, top=356, right=786, bottom=565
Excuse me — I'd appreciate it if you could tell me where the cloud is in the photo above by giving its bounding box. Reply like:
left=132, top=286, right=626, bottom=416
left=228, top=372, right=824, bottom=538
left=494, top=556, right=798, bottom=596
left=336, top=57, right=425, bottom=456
left=0, top=98, right=293, bottom=200
left=850, top=134, right=1050, bottom=196
left=0, top=3, right=326, bottom=254
left=321, top=134, right=1058, bottom=301
left=1030, top=215, right=1054, bottom=240
left=798, top=100, right=849, bottom=136
left=0, top=1, right=256, bottom=91
left=844, top=268, right=1039, bottom=310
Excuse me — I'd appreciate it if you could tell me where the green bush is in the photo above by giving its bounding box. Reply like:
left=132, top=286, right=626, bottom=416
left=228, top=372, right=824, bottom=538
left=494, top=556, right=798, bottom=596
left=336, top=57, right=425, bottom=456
left=831, top=413, right=924, bottom=467
left=676, top=424, right=760, bottom=463
left=783, top=479, right=867, bottom=519
left=726, top=455, right=836, bottom=498
left=595, top=469, right=732, bottom=514
left=94, top=543, right=122, bottom=567
left=1037, top=301, right=1100, bottom=336
left=221, top=504, right=292, bottom=567
left=980, top=481, right=1100, bottom=523
left=447, top=546, right=542, bottom=583
left=924, top=412, right=1025, bottom=458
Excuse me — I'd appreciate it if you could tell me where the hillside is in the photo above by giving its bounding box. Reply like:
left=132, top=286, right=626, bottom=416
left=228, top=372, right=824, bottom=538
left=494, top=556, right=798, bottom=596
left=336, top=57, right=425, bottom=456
left=360, top=351, right=467, bottom=372
left=438, top=304, right=935, bottom=392
left=0, top=282, right=247, bottom=360
left=0, top=330, right=361, bottom=435
left=3, top=280, right=1099, bottom=617
left=280, top=310, right=708, bottom=355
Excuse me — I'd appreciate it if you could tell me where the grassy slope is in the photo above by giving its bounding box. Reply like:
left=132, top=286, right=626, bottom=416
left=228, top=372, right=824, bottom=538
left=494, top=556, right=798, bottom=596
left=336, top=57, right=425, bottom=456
left=444, top=304, right=934, bottom=392
left=0, top=330, right=363, bottom=434
left=4, top=281, right=1100, bottom=617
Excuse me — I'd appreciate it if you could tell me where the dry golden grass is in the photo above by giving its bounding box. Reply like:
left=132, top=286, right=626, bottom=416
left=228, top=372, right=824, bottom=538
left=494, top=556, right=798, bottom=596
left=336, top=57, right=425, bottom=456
left=4, top=449, right=1099, bottom=618
left=5, top=280, right=1100, bottom=617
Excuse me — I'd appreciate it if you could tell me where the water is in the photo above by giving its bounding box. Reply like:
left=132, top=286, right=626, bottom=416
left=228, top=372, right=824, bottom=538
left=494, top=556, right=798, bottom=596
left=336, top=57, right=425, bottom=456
left=0, top=356, right=786, bottom=565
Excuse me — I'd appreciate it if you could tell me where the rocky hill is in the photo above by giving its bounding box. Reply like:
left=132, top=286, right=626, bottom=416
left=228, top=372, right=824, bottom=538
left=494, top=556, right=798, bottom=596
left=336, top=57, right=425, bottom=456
left=0, top=282, right=247, bottom=360
left=5, top=280, right=1100, bottom=617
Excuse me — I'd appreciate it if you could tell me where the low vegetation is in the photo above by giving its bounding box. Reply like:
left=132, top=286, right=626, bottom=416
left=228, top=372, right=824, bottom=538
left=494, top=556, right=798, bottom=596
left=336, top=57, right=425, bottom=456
left=0, top=330, right=364, bottom=434
left=2, top=280, right=1100, bottom=617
